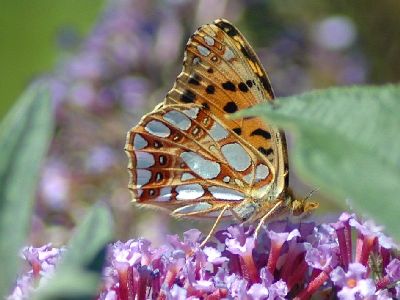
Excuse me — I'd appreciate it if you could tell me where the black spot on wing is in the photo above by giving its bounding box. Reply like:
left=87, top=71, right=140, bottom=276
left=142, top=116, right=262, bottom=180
left=259, top=75, right=274, bottom=97
left=215, top=20, right=239, bottom=37
left=246, top=80, right=253, bottom=88
left=233, top=127, right=242, bottom=135
left=258, top=147, right=273, bottom=156
left=206, top=85, right=215, bottom=94
left=222, top=81, right=236, bottom=91
left=240, top=46, right=252, bottom=59
left=238, top=43, right=275, bottom=98
left=188, top=73, right=201, bottom=85
left=238, top=82, right=249, bottom=92
left=223, top=101, right=238, bottom=113
left=251, top=128, right=271, bottom=140
left=180, top=89, right=196, bottom=103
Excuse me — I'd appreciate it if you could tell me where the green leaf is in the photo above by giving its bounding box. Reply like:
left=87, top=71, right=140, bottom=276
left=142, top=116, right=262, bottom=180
left=33, top=268, right=100, bottom=300
left=0, top=83, right=53, bottom=298
left=60, top=203, right=113, bottom=271
left=34, top=203, right=113, bottom=300
left=235, top=85, right=400, bottom=241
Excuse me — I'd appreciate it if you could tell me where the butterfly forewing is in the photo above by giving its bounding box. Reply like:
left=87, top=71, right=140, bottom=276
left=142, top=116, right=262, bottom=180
left=125, top=19, right=289, bottom=220
left=167, top=21, right=278, bottom=161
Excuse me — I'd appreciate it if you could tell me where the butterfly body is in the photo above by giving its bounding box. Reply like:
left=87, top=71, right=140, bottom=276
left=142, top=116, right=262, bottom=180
left=125, top=19, right=317, bottom=235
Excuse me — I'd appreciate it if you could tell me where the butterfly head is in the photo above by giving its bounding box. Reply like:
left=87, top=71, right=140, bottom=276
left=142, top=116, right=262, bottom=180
left=287, top=189, right=319, bottom=219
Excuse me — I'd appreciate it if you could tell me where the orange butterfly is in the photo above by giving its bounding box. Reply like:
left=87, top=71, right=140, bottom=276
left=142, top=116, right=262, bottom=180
left=125, top=19, right=318, bottom=245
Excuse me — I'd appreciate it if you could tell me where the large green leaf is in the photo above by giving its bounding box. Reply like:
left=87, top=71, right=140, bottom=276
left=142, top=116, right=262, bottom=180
left=33, top=270, right=100, bottom=300
left=59, top=203, right=113, bottom=271
left=0, top=84, right=53, bottom=298
left=34, top=203, right=113, bottom=300
left=235, top=85, right=400, bottom=240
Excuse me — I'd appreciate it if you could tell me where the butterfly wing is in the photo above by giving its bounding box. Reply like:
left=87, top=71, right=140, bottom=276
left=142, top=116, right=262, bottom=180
left=125, top=19, right=289, bottom=219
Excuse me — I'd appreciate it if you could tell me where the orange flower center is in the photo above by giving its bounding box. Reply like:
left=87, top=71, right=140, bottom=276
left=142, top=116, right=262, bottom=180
left=346, top=278, right=357, bottom=288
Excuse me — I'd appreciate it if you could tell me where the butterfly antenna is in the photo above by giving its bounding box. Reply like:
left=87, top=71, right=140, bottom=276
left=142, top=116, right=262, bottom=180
left=303, top=188, right=319, bottom=202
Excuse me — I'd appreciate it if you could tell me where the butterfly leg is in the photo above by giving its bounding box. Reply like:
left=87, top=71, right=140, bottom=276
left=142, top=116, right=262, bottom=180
left=199, top=205, right=230, bottom=248
left=254, top=200, right=284, bottom=239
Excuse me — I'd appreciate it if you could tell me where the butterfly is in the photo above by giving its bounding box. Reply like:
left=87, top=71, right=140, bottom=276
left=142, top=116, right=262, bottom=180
left=125, top=19, right=318, bottom=245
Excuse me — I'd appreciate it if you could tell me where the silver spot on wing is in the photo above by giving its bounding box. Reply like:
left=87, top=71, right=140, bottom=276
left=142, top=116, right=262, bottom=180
left=135, top=152, right=155, bottom=168
left=197, top=45, right=211, bottom=56
left=223, top=47, right=235, bottom=61
left=163, top=110, right=191, bottom=131
left=204, top=35, right=215, bottom=46
left=133, top=134, right=147, bottom=150
left=181, top=172, right=196, bottom=181
left=221, top=143, right=251, bottom=172
left=209, top=122, right=229, bottom=141
left=255, top=164, right=269, bottom=182
left=136, top=169, right=152, bottom=187
left=145, top=120, right=171, bottom=137
left=176, top=184, right=204, bottom=200
left=180, top=152, right=221, bottom=179
left=173, top=202, right=212, bottom=214
left=208, top=186, right=244, bottom=201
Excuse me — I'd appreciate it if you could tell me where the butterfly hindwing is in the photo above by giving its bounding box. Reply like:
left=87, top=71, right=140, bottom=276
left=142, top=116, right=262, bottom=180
left=126, top=103, right=274, bottom=216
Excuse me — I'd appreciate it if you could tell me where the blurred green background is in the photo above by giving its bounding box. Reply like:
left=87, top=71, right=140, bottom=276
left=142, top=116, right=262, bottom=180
left=1, top=0, right=399, bottom=246
left=0, top=1, right=103, bottom=119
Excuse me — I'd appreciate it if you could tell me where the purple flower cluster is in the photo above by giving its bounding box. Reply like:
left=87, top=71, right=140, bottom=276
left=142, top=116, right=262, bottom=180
left=9, top=213, right=399, bottom=299
left=8, top=244, right=65, bottom=299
